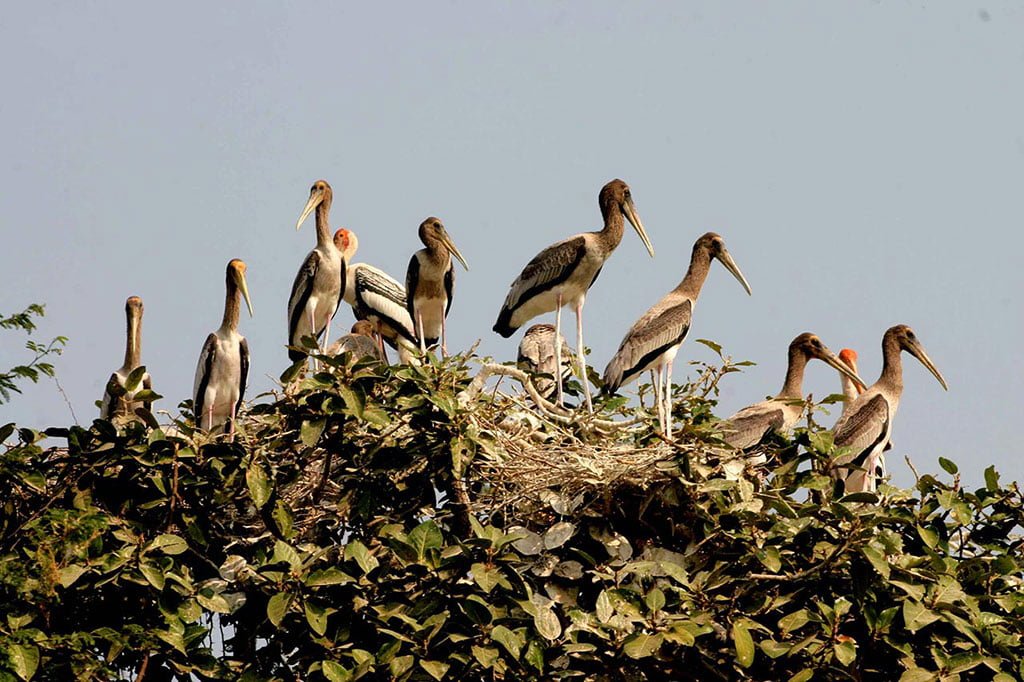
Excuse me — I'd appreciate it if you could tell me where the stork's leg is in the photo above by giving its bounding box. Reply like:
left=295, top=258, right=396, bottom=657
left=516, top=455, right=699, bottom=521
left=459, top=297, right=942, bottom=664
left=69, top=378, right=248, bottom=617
left=417, top=309, right=426, bottom=355
left=228, top=403, right=237, bottom=443
left=664, top=359, right=674, bottom=439
left=308, top=307, right=318, bottom=371
left=575, top=300, right=593, bottom=414
left=553, top=294, right=564, bottom=407
left=652, top=368, right=664, bottom=433
left=206, top=404, right=214, bottom=434
left=441, top=313, right=448, bottom=357
left=647, top=370, right=657, bottom=411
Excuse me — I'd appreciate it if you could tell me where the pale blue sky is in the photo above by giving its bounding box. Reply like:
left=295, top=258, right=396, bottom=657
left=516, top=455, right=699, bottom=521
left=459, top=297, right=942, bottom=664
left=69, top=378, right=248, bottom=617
left=2, top=2, right=1021, bottom=487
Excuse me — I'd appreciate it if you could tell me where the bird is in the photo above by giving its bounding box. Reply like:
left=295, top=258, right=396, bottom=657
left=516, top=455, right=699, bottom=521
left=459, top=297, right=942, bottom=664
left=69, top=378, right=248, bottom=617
left=837, top=347, right=889, bottom=482
left=193, top=259, right=254, bottom=436
left=100, top=296, right=153, bottom=420
left=327, top=320, right=385, bottom=362
left=493, top=179, right=654, bottom=412
left=405, top=217, right=469, bottom=355
left=603, top=232, right=751, bottom=438
left=334, top=228, right=419, bottom=364
left=831, top=325, right=948, bottom=494
left=517, top=323, right=573, bottom=400
left=289, top=180, right=345, bottom=362
left=718, top=333, right=867, bottom=450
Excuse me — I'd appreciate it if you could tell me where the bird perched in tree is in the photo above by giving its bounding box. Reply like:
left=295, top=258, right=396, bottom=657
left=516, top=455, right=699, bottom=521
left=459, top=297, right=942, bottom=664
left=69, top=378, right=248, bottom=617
left=328, top=320, right=385, bottom=363
left=406, top=216, right=469, bottom=355
left=517, top=323, right=573, bottom=400
left=100, top=296, right=153, bottom=421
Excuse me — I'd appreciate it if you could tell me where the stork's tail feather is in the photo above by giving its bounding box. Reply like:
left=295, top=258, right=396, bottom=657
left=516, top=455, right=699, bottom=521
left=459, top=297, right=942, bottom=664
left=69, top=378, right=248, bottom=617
left=492, top=308, right=518, bottom=338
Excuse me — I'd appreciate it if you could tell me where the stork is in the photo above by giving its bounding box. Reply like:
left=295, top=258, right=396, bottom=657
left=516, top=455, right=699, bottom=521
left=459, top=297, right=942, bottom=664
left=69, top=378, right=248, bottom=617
left=328, top=320, right=385, bottom=363
left=517, top=323, right=573, bottom=400
left=831, top=325, right=948, bottom=493
left=603, top=232, right=751, bottom=438
left=100, top=296, right=153, bottom=420
left=405, top=217, right=469, bottom=355
left=289, top=180, right=345, bottom=362
left=193, top=259, right=254, bottom=436
left=837, top=347, right=888, bottom=482
left=334, top=228, right=419, bottom=364
left=493, top=179, right=654, bottom=412
left=719, top=333, right=867, bottom=450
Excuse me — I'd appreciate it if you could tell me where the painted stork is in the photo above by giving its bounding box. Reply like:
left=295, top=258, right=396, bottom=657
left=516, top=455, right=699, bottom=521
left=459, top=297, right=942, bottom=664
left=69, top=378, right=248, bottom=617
left=603, top=232, right=751, bottom=438
left=837, top=347, right=888, bottom=482
left=334, top=228, right=419, bottom=364
left=328, top=320, right=385, bottom=362
left=493, top=179, right=654, bottom=411
left=405, top=217, right=469, bottom=355
left=193, top=259, right=254, bottom=435
left=831, top=325, right=947, bottom=493
left=100, top=296, right=153, bottom=420
left=289, top=179, right=345, bottom=362
left=719, top=333, right=867, bottom=450
left=517, top=323, right=573, bottom=400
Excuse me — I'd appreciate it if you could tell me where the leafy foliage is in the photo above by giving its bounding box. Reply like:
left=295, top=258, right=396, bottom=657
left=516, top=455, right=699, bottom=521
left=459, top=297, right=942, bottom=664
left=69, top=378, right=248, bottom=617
left=0, top=349, right=1021, bottom=681
left=0, top=305, right=67, bottom=404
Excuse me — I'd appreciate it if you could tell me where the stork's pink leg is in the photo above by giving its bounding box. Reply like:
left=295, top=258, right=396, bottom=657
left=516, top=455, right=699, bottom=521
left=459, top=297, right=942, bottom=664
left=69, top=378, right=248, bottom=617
left=575, top=299, right=592, bottom=413
left=417, top=310, right=427, bottom=354
left=441, top=313, right=448, bottom=357
left=228, top=403, right=237, bottom=443
left=553, top=294, right=564, bottom=407
left=652, top=368, right=664, bottom=433
left=664, top=359, right=674, bottom=439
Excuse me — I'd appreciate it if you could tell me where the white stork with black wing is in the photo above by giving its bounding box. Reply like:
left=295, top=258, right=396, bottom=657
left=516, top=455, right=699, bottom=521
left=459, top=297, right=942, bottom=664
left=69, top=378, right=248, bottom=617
left=193, top=259, right=254, bottom=437
left=603, top=232, right=751, bottom=438
left=406, top=217, right=469, bottom=355
left=100, top=296, right=153, bottom=420
left=493, top=179, right=654, bottom=411
left=288, top=179, right=345, bottom=362
left=831, top=325, right=947, bottom=493
left=334, top=228, right=419, bottom=364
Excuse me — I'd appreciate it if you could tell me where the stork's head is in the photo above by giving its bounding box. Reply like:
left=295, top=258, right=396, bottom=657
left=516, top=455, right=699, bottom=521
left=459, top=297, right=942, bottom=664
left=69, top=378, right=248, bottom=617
left=838, top=348, right=865, bottom=395
left=599, top=179, right=654, bottom=258
left=887, top=325, right=948, bottom=390
left=333, top=228, right=359, bottom=262
left=227, top=259, right=254, bottom=317
left=296, top=179, right=333, bottom=230
left=693, top=232, right=753, bottom=296
left=351, top=320, right=375, bottom=337
left=125, top=296, right=144, bottom=315
left=419, top=217, right=469, bottom=270
left=790, top=333, right=867, bottom=391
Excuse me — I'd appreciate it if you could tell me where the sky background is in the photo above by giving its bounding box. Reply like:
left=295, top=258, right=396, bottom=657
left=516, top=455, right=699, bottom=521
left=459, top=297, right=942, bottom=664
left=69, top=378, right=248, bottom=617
left=1, top=2, right=1021, bottom=488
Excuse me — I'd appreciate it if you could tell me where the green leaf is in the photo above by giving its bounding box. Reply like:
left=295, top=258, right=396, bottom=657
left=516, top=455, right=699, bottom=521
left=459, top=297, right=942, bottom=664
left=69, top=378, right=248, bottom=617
left=902, top=600, right=939, bottom=632
left=645, top=587, right=666, bottom=613
left=897, top=670, right=936, bottom=682
left=471, top=563, right=501, bottom=593
left=917, top=525, right=939, bottom=549
left=623, top=632, right=664, bottom=659
left=755, top=546, right=782, bottom=573
left=125, top=365, right=148, bottom=391
left=139, top=562, right=165, bottom=591
left=150, top=533, right=188, bottom=555
left=490, top=625, right=524, bottom=659
left=833, top=639, right=856, bottom=666
left=300, top=418, right=326, bottom=447
left=305, top=600, right=328, bottom=636
left=596, top=590, right=613, bottom=623
left=938, top=457, right=958, bottom=474
left=760, top=639, right=790, bottom=658
left=472, top=645, right=500, bottom=668
left=305, top=568, right=354, bottom=587
left=7, top=643, right=39, bottom=681
left=389, top=656, right=414, bottom=678
left=57, top=564, right=88, bottom=588
left=534, top=607, right=561, bottom=641
left=733, top=620, right=755, bottom=668
left=246, top=462, right=272, bottom=508
left=345, top=540, right=378, bottom=574
left=788, top=671, right=814, bottom=682
left=267, top=592, right=292, bottom=627
left=272, top=540, right=303, bottom=571
left=419, top=660, right=450, bottom=680
left=779, top=609, right=809, bottom=633
left=983, top=465, right=1000, bottom=491
left=408, top=520, right=443, bottom=560
left=696, top=338, right=723, bottom=356
left=543, top=521, right=575, bottom=549
left=860, top=545, right=890, bottom=579
left=321, top=660, right=351, bottom=682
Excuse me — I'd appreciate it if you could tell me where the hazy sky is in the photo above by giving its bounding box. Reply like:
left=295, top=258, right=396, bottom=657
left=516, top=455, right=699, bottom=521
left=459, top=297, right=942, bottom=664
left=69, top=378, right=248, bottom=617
left=2, top=3, right=1021, bottom=488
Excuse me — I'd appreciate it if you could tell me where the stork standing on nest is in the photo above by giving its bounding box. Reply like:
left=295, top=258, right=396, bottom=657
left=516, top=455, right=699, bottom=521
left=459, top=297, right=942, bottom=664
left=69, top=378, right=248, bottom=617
left=289, top=180, right=345, bottom=362
left=335, top=228, right=419, bottom=364
left=837, top=347, right=888, bottom=482
left=194, top=259, right=254, bottom=436
left=328, top=320, right=385, bottom=362
left=517, top=323, right=573, bottom=400
left=406, top=217, right=469, bottom=355
left=603, top=232, right=751, bottom=438
left=493, top=179, right=654, bottom=412
left=100, top=296, right=153, bottom=419
left=719, top=333, right=867, bottom=450
left=831, top=325, right=947, bottom=493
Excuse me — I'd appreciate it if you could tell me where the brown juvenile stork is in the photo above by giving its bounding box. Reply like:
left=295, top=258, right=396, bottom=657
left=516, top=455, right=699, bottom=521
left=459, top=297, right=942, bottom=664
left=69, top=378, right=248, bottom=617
left=603, top=232, right=751, bottom=438
left=100, top=296, right=153, bottom=420
left=193, top=259, right=254, bottom=436
left=517, top=323, right=573, bottom=400
left=327, top=320, right=385, bottom=362
left=289, top=180, right=345, bottom=362
left=335, top=228, right=419, bottom=364
left=719, top=334, right=867, bottom=450
left=406, top=217, right=469, bottom=355
left=493, top=179, right=654, bottom=412
left=831, top=325, right=948, bottom=493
